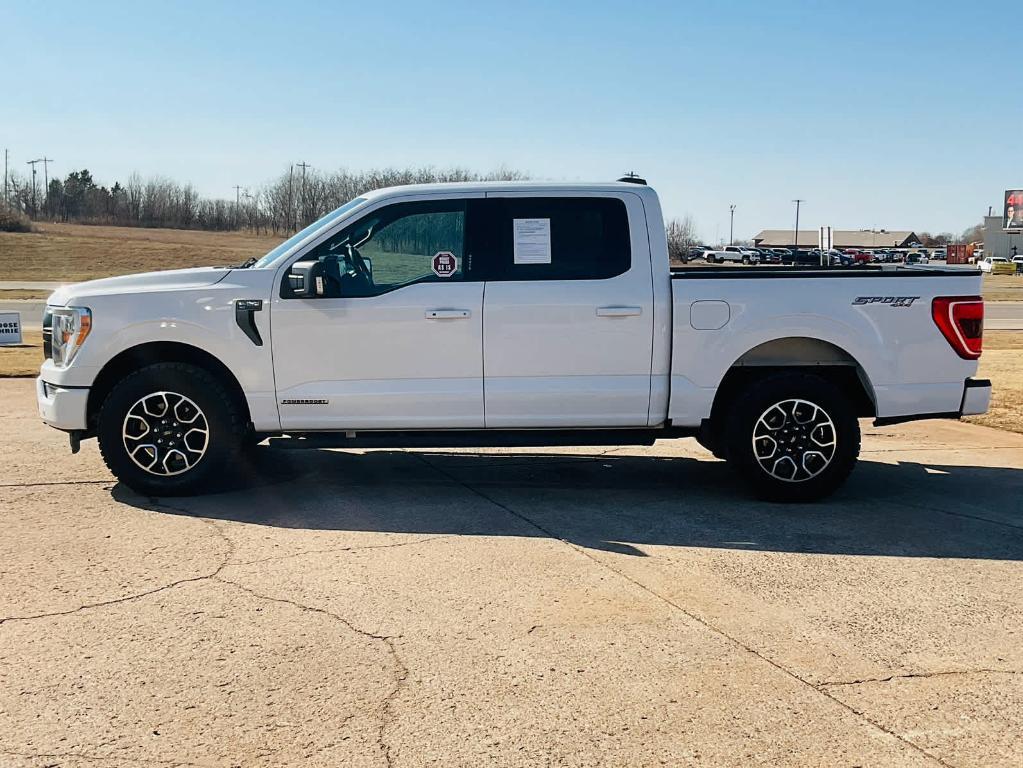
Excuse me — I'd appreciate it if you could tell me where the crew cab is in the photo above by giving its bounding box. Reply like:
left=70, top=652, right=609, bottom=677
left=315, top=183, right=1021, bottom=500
left=38, top=180, right=991, bottom=502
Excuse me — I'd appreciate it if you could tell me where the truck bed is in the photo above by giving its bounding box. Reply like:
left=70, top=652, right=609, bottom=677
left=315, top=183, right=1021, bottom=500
left=665, top=265, right=985, bottom=427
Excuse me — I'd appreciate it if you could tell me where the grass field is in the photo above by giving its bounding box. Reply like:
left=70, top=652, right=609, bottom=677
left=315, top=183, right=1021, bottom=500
left=968, top=330, right=1023, bottom=434
left=981, top=273, right=1023, bottom=302
left=0, top=222, right=282, bottom=283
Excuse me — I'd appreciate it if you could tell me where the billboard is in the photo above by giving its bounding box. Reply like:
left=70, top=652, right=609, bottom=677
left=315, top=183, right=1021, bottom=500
left=1005, top=189, right=1023, bottom=230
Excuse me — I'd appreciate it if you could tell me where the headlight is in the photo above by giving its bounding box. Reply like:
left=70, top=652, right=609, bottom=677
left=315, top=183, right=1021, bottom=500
left=49, top=306, right=92, bottom=368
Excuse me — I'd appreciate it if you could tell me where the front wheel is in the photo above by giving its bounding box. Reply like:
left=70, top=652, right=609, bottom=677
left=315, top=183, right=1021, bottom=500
left=97, top=363, right=246, bottom=496
left=724, top=373, right=860, bottom=502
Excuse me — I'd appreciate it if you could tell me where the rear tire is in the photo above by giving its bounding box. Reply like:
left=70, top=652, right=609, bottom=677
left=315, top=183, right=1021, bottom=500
left=723, top=373, right=859, bottom=502
left=97, top=363, right=246, bottom=496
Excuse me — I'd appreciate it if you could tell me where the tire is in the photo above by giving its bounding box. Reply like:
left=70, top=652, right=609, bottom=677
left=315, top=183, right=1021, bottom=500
left=97, top=363, right=246, bottom=496
left=742, top=256, right=749, bottom=264
left=723, top=372, right=860, bottom=502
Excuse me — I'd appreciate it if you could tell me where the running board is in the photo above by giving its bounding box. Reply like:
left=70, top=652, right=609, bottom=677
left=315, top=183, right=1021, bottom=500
left=267, top=428, right=694, bottom=450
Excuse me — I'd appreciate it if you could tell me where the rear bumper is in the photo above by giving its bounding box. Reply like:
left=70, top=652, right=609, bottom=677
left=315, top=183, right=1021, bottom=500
left=37, top=376, right=89, bottom=431
left=873, top=378, right=991, bottom=426
left=960, top=377, right=992, bottom=416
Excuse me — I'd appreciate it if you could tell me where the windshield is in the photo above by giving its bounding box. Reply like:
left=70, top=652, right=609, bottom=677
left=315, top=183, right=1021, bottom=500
left=253, top=197, right=367, bottom=269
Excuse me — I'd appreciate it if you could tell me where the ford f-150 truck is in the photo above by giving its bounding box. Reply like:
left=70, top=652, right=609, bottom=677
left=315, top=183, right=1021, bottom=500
left=37, top=180, right=991, bottom=501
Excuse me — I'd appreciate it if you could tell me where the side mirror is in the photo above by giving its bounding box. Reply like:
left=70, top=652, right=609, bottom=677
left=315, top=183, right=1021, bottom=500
left=286, top=260, right=321, bottom=297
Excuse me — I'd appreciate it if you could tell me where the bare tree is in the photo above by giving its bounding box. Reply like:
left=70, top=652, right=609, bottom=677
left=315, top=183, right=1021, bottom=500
left=665, top=215, right=699, bottom=262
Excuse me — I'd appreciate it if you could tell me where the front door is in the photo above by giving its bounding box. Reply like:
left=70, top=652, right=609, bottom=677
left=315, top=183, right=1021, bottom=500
left=271, top=198, right=484, bottom=430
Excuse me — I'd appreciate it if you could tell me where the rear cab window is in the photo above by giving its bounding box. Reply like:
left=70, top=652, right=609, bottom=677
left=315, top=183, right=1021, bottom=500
left=470, top=197, right=631, bottom=281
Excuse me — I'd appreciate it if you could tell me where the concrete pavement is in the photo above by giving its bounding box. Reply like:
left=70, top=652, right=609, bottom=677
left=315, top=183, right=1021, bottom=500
left=1, top=378, right=1022, bottom=766
left=987, top=301, right=1023, bottom=330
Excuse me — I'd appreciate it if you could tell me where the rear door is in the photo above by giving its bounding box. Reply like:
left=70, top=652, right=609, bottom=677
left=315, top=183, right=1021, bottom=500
left=478, top=193, right=654, bottom=427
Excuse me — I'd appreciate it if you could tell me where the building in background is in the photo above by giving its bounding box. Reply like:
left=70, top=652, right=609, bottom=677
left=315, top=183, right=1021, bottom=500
left=982, top=216, right=1022, bottom=258
left=752, top=230, right=920, bottom=249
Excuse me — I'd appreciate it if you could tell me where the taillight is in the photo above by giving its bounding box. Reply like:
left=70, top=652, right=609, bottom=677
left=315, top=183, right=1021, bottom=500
left=932, top=296, right=983, bottom=359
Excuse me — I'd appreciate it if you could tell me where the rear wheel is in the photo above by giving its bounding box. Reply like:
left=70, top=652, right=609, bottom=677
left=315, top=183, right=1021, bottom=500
left=97, top=363, right=246, bottom=496
left=724, top=373, right=859, bottom=502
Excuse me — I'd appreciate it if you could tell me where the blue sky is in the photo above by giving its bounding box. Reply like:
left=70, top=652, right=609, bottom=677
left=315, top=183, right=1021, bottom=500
left=3, top=0, right=1016, bottom=241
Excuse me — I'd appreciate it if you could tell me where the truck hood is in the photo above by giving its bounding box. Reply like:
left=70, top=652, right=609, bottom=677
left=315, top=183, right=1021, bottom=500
left=47, top=267, right=232, bottom=306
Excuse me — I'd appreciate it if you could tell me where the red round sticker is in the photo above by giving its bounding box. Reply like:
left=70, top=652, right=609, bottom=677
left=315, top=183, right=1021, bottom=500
left=432, top=251, right=457, bottom=278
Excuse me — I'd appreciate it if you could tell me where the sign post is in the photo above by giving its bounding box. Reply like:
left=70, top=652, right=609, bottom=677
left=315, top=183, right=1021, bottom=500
left=818, top=226, right=833, bottom=266
left=0, top=312, right=23, bottom=345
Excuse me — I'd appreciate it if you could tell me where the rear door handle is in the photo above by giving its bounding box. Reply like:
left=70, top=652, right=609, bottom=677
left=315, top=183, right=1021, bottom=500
left=596, top=306, right=642, bottom=317
left=425, top=309, right=471, bottom=320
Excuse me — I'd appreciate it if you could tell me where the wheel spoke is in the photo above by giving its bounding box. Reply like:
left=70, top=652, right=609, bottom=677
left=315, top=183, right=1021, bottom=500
left=752, top=398, right=837, bottom=483
left=122, top=391, right=210, bottom=477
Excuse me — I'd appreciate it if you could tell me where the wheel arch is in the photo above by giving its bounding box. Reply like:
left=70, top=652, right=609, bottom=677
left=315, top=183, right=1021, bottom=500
left=86, top=341, right=251, bottom=432
left=702, top=337, right=876, bottom=450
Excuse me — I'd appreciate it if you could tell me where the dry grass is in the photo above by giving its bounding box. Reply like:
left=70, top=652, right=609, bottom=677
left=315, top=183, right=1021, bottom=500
left=0, top=222, right=282, bottom=283
left=0, top=289, right=50, bottom=300
left=966, top=331, right=1023, bottom=434
left=982, top=273, right=1023, bottom=302
left=0, top=329, right=42, bottom=377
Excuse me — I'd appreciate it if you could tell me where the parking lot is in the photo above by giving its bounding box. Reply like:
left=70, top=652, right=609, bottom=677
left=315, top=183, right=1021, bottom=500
left=1, top=379, right=1022, bottom=767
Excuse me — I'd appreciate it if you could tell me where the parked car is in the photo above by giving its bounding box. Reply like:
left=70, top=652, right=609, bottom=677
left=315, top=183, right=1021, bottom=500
left=932, top=249, right=947, bottom=260
left=723, top=246, right=761, bottom=264
left=757, top=249, right=782, bottom=264
left=787, top=249, right=823, bottom=266
left=979, top=256, right=1010, bottom=273
left=906, top=252, right=930, bottom=265
left=36, top=180, right=991, bottom=502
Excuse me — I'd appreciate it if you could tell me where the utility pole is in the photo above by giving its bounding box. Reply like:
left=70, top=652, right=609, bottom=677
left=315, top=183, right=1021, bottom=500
left=792, top=199, right=804, bottom=250
left=233, top=185, right=242, bottom=228
left=39, top=157, right=53, bottom=217
left=26, top=159, right=43, bottom=216
left=296, top=161, right=311, bottom=227
left=729, top=204, right=736, bottom=245
left=287, top=164, right=294, bottom=232
left=3, top=149, right=8, bottom=207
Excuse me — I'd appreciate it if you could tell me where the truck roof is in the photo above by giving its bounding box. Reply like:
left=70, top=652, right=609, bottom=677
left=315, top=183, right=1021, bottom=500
left=360, top=180, right=653, bottom=199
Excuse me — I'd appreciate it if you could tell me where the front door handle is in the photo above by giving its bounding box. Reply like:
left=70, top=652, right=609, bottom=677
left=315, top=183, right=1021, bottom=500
left=596, top=306, right=642, bottom=317
left=425, top=309, right=471, bottom=320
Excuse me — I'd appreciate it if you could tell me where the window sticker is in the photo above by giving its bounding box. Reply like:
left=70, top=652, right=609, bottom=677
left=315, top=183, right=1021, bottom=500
left=513, top=218, right=552, bottom=264
left=432, top=251, right=458, bottom=278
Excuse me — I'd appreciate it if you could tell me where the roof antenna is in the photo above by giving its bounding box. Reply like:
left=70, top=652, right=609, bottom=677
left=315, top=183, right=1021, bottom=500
left=617, top=171, right=647, bottom=185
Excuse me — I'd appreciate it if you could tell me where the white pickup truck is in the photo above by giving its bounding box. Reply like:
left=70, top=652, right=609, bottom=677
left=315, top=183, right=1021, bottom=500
left=37, top=180, right=991, bottom=501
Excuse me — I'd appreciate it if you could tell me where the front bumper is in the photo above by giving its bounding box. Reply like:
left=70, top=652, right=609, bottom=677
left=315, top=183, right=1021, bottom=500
left=36, top=376, right=89, bottom=431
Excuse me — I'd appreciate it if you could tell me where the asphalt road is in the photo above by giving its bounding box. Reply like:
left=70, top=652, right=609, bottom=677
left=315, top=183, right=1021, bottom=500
left=1, top=379, right=1021, bottom=766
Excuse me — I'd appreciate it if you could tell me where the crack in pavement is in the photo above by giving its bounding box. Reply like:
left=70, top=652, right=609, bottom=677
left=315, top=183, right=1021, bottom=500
left=0, top=747, right=213, bottom=767
left=0, top=503, right=234, bottom=627
left=411, top=451, right=957, bottom=768
left=819, top=668, right=1021, bottom=688
left=0, top=479, right=112, bottom=488
left=213, top=576, right=408, bottom=768
left=225, top=534, right=460, bottom=568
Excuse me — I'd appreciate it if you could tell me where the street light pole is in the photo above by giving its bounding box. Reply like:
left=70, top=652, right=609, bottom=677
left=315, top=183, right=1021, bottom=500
left=729, top=204, right=736, bottom=245
left=792, top=199, right=804, bottom=250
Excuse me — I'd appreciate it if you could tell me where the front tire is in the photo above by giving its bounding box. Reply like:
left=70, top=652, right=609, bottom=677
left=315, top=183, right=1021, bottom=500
left=724, top=373, right=860, bottom=502
left=97, top=363, right=246, bottom=496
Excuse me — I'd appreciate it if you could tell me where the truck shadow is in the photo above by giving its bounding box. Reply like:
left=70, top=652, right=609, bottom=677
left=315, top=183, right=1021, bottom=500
left=113, top=446, right=1023, bottom=561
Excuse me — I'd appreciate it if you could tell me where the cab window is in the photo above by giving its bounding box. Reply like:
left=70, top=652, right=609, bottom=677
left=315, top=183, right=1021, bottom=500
left=288, top=199, right=467, bottom=298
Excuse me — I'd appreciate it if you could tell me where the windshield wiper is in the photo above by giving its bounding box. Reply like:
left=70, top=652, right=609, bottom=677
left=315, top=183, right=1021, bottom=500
left=232, top=257, right=259, bottom=269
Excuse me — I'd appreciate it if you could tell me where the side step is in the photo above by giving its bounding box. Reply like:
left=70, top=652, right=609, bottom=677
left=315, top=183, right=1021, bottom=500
left=267, top=428, right=694, bottom=451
